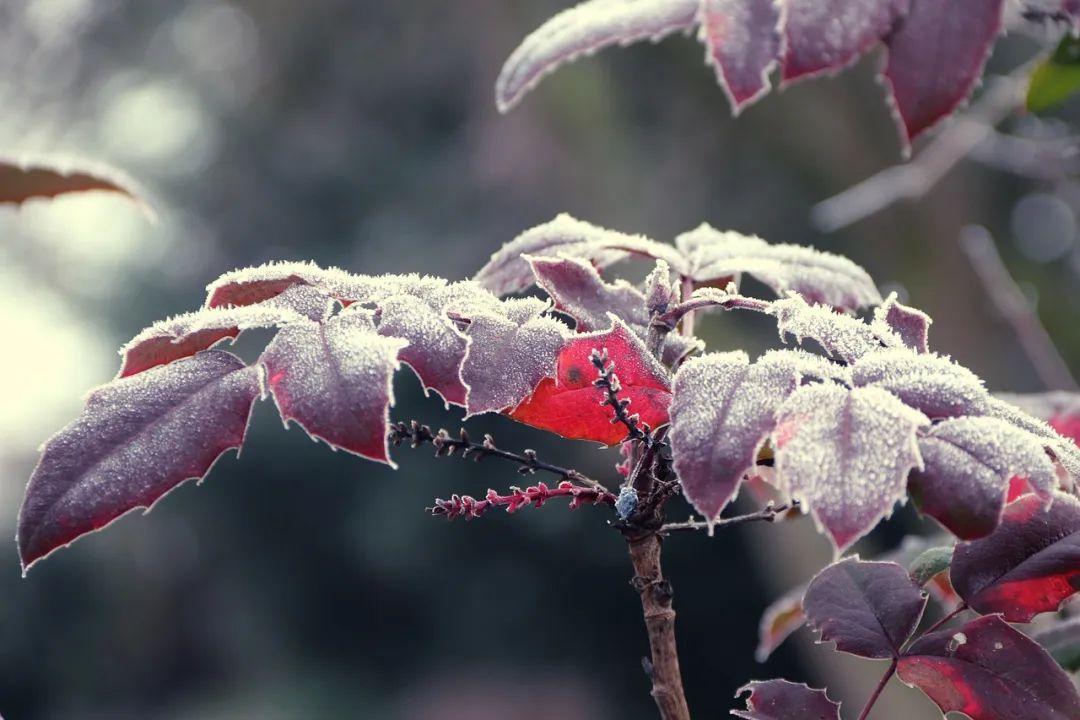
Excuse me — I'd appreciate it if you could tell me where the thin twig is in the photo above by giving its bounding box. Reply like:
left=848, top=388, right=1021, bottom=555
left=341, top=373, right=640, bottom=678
left=921, top=603, right=969, bottom=637
left=959, top=225, right=1079, bottom=391
left=855, top=659, right=897, bottom=720
left=427, top=480, right=616, bottom=519
left=590, top=348, right=664, bottom=450
left=657, top=502, right=798, bottom=536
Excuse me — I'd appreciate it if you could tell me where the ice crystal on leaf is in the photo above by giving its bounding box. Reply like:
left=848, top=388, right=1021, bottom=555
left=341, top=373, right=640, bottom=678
left=871, top=292, right=932, bottom=353
left=260, top=311, right=408, bottom=465
left=909, top=416, right=1058, bottom=539
left=494, top=0, right=700, bottom=113
left=675, top=224, right=881, bottom=311
left=781, top=0, right=910, bottom=81
left=768, top=295, right=884, bottom=363
left=698, top=0, right=784, bottom=114
left=851, top=347, right=990, bottom=419
left=17, top=351, right=262, bottom=570
left=669, top=350, right=803, bottom=521
left=772, top=383, right=929, bottom=553
left=527, top=254, right=648, bottom=331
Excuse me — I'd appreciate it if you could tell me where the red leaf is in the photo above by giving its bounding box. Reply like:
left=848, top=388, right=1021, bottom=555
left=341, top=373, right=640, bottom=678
left=898, top=615, right=1080, bottom=720
left=950, top=492, right=1080, bottom=622
left=508, top=318, right=672, bottom=445
left=17, top=351, right=262, bottom=571
left=882, top=0, right=1005, bottom=147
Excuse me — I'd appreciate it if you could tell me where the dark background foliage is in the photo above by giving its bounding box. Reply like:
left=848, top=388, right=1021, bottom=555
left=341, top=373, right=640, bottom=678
left=0, top=2, right=1076, bottom=718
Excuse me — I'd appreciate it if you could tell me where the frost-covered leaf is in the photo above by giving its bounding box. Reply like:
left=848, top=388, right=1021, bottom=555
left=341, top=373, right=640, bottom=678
left=768, top=295, right=883, bottom=363
left=373, top=293, right=468, bottom=406
left=206, top=261, right=387, bottom=309
left=882, top=0, right=1006, bottom=147
left=755, top=585, right=808, bottom=663
left=852, top=348, right=989, bottom=419
left=984, top=396, right=1080, bottom=485
left=675, top=224, right=881, bottom=310
left=119, top=285, right=334, bottom=378
left=698, top=0, right=783, bottom=113
left=908, top=416, right=1057, bottom=539
left=260, top=311, right=407, bottom=464
left=950, top=492, right=1080, bottom=622
left=670, top=350, right=804, bottom=520
left=803, top=558, right=926, bottom=659
left=509, top=317, right=672, bottom=444
left=495, top=0, right=699, bottom=112
left=474, top=214, right=687, bottom=297
left=643, top=259, right=677, bottom=317
left=997, top=391, right=1080, bottom=447
left=773, top=383, right=928, bottom=553
left=1033, top=617, right=1080, bottom=672
left=781, top=0, right=910, bottom=81
left=458, top=301, right=571, bottom=416
left=898, top=615, right=1080, bottom=720
left=731, top=679, right=841, bottom=720
left=527, top=254, right=648, bottom=330
left=0, top=154, right=146, bottom=209
left=871, top=292, right=931, bottom=353
left=17, top=351, right=262, bottom=570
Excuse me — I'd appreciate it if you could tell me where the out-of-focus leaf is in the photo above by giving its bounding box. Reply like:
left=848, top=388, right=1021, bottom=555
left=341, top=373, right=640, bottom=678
left=731, top=679, right=841, bottom=720
left=699, top=0, right=783, bottom=113
left=494, top=0, right=699, bottom=112
left=1032, top=617, right=1080, bottom=672
left=882, top=0, right=1005, bottom=147
left=908, top=545, right=955, bottom=587
left=803, top=558, right=927, bottom=659
left=509, top=317, right=671, bottom=445
left=950, top=492, right=1080, bottom=622
left=1028, top=33, right=1080, bottom=113
left=755, top=585, right=807, bottom=663
left=898, top=615, right=1080, bottom=719
left=772, top=383, right=929, bottom=553
left=260, top=311, right=407, bottom=464
left=0, top=154, right=147, bottom=209
left=676, top=224, right=881, bottom=310
left=908, top=416, right=1057, bottom=539
left=669, top=350, right=804, bottom=521
left=997, top=391, right=1080, bottom=447
left=17, top=351, right=262, bottom=571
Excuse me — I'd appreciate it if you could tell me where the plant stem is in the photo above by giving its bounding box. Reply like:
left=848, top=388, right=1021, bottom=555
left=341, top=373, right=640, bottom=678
left=855, top=659, right=897, bottom=720
left=921, top=603, right=968, bottom=637
left=679, top=276, right=696, bottom=337
left=627, top=533, right=692, bottom=720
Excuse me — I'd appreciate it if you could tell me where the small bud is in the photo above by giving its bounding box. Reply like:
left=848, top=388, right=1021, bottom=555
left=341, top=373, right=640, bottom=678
left=615, top=486, right=638, bottom=520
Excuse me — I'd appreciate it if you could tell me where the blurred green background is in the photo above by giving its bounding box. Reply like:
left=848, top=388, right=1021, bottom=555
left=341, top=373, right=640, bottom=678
left=0, top=2, right=1077, bottom=718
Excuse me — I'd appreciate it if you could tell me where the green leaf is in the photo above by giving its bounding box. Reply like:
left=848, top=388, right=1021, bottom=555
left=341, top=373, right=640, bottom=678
left=1027, top=34, right=1080, bottom=113
left=908, top=545, right=954, bottom=587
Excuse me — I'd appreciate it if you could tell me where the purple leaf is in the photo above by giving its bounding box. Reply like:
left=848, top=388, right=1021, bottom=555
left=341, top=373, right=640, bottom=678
left=950, top=492, right=1080, bottom=622
left=882, top=0, right=1006, bottom=147
left=474, top=214, right=687, bottom=297
left=803, top=558, right=927, bottom=659
left=731, top=679, right=841, bottom=720
left=205, top=261, right=385, bottom=309
left=670, top=350, right=803, bottom=521
left=871, top=292, right=931, bottom=353
left=851, top=348, right=989, bottom=419
left=768, top=295, right=884, bottom=363
left=119, top=285, right=334, bottom=378
left=17, top=351, right=262, bottom=571
left=909, top=416, right=1058, bottom=540
left=676, top=224, right=882, bottom=311
left=458, top=300, right=570, bottom=416
left=984, top=396, right=1080, bottom=487
left=898, top=615, right=1080, bottom=720
left=781, top=0, right=910, bottom=82
left=698, top=0, right=783, bottom=113
left=260, top=310, right=407, bottom=464
left=495, top=0, right=699, bottom=112
left=773, top=383, right=929, bottom=553
left=756, top=585, right=808, bottom=663
left=527, top=254, right=648, bottom=331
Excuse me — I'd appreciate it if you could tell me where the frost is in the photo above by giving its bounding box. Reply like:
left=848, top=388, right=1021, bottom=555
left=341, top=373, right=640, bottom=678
left=259, top=312, right=408, bottom=465
left=773, top=383, right=929, bottom=553
left=882, top=0, right=1006, bottom=147
left=852, top=348, right=990, bottom=419
left=206, top=260, right=383, bottom=308
left=782, top=0, right=910, bottom=81
left=119, top=285, right=334, bottom=378
left=910, top=416, right=1058, bottom=539
left=676, top=224, right=881, bottom=310
left=768, top=294, right=883, bottom=362
left=670, top=351, right=803, bottom=520
left=698, top=0, right=784, bottom=113
left=474, top=214, right=687, bottom=297
left=871, top=292, right=932, bottom=353
left=983, top=396, right=1080, bottom=484
left=643, top=259, right=677, bottom=316
left=495, top=0, right=699, bottom=112
left=17, top=350, right=262, bottom=570
left=527, top=254, right=647, bottom=330
left=459, top=309, right=571, bottom=416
